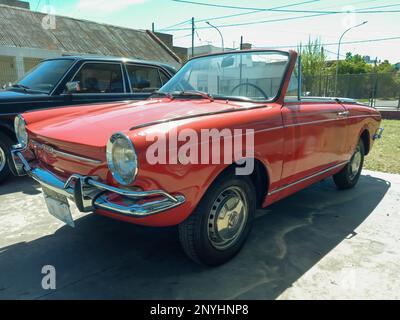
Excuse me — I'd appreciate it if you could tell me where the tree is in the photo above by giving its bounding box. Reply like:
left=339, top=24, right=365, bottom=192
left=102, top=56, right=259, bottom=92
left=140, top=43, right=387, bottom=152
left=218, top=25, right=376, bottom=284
left=331, top=53, right=372, bottom=74
left=298, top=38, right=327, bottom=95
left=374, top=60, right=400, bottom=99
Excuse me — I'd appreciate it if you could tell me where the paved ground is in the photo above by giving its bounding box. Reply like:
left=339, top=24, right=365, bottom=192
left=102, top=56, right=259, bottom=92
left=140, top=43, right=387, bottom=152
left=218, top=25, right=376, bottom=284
left=0, top=170, right=399, bottom=300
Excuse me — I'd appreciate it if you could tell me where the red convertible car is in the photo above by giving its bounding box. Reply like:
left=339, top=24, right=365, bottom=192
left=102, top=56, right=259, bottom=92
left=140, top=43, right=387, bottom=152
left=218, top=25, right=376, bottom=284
left=12, top=50, right=382, bottom=266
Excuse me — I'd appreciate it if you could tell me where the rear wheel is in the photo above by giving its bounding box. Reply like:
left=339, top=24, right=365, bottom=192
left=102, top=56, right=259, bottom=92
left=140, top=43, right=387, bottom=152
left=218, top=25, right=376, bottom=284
left=333, top=139, right=365, bottom=190
left=178, top=171, right=256, bottom=266
left=0, top=132, right=12, bottom=184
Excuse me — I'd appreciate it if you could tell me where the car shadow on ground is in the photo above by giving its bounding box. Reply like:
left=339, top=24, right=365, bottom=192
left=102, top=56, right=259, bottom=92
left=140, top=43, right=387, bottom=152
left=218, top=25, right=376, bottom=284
left=0, top=175, right=41, bottom=196
left=0, top=174, right=391, bottom=300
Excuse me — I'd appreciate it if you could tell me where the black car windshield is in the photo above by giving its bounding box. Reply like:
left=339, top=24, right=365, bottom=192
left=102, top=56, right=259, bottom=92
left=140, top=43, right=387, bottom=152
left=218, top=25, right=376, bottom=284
left=14, top=59, right=75, bottom=94
left=160, top=51, right=289, bottom=102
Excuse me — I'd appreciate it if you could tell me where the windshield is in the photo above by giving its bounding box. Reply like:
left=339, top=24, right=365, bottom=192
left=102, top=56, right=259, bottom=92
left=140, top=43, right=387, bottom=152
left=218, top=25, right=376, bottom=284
left=160, top=51, right=289, bottom=101
left=15, top=59, right=75, bottom=93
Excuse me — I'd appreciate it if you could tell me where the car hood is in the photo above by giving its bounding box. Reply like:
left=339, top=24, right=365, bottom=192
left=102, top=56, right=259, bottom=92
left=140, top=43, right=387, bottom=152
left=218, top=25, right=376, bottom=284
left=27, top=98, right=258, bottom=148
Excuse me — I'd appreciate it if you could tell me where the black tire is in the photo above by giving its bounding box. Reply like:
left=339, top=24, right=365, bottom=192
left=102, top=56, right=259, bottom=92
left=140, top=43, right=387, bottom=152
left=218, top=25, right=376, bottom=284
left=333, top=139, right=365, bottom=190
left=0, top=132, right=13, bottom=184
left=178, top=170, right=256, bottom=266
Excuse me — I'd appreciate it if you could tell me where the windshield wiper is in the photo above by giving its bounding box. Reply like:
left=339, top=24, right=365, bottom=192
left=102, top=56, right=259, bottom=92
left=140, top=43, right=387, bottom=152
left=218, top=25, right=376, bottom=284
left=212, top=95, right=256, bottom=102
left=148, top=91, right=174, bottom=100
left=173, top=90, right=214, bottom=101
left=11, top=84, right=30, bottom=92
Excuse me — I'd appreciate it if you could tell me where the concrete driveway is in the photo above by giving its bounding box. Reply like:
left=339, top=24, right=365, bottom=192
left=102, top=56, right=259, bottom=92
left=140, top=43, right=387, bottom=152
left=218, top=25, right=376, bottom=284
left=0, top=170, right=399, bottom=300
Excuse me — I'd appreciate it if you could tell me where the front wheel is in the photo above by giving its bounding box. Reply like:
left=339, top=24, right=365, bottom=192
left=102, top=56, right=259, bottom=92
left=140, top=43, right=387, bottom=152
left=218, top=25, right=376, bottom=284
left=333, top=139, right=365, bottom=190
left=178, top=172, right=256, bottom=266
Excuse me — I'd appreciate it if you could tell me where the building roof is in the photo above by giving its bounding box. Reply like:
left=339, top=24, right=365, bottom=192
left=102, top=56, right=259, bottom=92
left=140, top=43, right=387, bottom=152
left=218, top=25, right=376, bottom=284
left=0, top=4, right=181, bottom=67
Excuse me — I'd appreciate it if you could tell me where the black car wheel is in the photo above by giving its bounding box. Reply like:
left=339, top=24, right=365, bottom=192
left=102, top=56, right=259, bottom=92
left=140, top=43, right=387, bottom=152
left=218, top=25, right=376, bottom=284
left=0, top=132, right=13, bottom=183
left=333, top=139, right=365, bottom=190
left=178, top=170, right=256, bottom=266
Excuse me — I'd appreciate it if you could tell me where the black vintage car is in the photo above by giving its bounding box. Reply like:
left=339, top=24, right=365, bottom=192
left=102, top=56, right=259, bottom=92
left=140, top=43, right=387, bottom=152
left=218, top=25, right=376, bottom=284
left=0, top=56, right=177, bottom=182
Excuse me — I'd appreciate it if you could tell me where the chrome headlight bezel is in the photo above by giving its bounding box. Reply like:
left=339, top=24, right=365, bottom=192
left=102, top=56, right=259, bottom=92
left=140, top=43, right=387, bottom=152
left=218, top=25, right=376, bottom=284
left=14, top=115, right=28, bottom=148
left=106, top=132, right=138, bottom=186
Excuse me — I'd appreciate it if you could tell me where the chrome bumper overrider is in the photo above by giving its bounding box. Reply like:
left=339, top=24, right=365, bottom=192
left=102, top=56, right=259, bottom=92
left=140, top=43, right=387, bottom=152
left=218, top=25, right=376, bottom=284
left=11, top=146, right=185, bottom=217
left=373, top=128, right=384, bottom=140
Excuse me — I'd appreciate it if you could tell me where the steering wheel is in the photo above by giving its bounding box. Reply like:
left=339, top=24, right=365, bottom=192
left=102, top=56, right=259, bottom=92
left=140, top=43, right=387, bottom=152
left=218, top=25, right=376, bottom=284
left=230, top=83, right=269, bottom=99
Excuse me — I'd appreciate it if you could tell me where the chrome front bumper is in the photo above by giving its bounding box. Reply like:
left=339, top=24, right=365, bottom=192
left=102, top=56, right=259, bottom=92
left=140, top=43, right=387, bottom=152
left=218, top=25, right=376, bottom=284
left=11, top=146, right=185, bottom=218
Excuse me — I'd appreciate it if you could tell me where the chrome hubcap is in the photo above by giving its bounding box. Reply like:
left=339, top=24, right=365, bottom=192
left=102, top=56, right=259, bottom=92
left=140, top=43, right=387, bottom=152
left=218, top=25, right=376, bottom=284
left=0, top=146, right=6, bottom=172
left=349, top=146, right=362, bottom=180
left=207, top=186, right=248, bottom=250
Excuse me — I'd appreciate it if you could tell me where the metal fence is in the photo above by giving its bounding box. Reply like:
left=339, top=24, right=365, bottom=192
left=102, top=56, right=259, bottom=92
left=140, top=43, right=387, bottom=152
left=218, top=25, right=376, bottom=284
left=303, top=72, right=400, bottom=109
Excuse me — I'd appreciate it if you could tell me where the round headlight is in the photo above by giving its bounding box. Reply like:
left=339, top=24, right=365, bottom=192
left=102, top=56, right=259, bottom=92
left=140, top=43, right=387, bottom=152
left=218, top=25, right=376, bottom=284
left=14, top=115, right=28, bottom=148
left=106, top=132, right=138, bottom=185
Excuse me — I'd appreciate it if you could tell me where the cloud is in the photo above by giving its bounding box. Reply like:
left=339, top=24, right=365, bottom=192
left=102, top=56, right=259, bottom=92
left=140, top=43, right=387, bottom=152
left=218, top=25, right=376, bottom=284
left=76, top=0, right=147, bottom=12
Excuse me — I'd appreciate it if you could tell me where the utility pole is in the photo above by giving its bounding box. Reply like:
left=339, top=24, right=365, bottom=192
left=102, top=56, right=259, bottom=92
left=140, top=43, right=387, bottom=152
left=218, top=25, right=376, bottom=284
left=240, top=36, right=243, bottom=50
left=152, top=22, right=155, bottom=33
left=335, top=21, right=368, bottom=96
left=191, top=17, right=195, bottom=58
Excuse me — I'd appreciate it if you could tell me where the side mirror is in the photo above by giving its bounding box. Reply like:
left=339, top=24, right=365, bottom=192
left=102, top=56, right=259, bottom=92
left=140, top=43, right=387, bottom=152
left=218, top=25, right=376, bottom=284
left=65, top=81, right=81, bottom=94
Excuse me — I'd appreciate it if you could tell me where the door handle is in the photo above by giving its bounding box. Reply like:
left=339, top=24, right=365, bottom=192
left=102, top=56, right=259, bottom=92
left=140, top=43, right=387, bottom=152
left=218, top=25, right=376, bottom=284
left=337, top=111, right=350, bottom=118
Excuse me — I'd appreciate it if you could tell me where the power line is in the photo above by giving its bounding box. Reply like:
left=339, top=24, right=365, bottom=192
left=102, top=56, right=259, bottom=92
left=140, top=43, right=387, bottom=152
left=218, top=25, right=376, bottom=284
left=160, top=1, right=397, bottom=33
left=174, top=33, right=192, bottom=40
left=191, top=0, right=320, bottom=23
left=158, top=0, right=320, bottom=31
left=324, top=48, right=347, bottom=58
left=173, top=0, right=400, bottom=14
left=164, top=4, right=400, bottom=32
left=160, top=1, right=398, bottom=32
left=162, top=0, right=400, bottom=31
left=255, top=36, right=400, bottom=49
left=158, top=19, right=192, bottom=32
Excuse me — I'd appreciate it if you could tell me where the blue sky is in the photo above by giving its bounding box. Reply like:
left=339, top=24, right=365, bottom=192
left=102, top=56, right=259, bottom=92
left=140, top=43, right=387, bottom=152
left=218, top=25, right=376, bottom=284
left=28, top=0, right=400, bottom=63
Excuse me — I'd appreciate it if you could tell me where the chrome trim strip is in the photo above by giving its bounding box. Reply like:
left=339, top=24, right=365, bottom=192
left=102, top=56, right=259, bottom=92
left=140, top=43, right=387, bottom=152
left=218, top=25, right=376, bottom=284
left=52, top=149, right=102, bottom=164
left=95, top=194, right=186, bottom=217
left=88, top=179, right=179, bottom=203
left=31, top=140, right=102, bottom=164
left=284, top=118, right=342, bottom=128
left=348, top=115, right=376, bottom=119
left=256, top=126, right=284, bottom=133
left=283, top=115, right=373, bottom=128
left=268, top=161, right=348, bottom=196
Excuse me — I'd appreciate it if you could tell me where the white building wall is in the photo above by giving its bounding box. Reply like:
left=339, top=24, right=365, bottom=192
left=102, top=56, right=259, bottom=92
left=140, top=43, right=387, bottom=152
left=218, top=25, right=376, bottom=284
left=0, top=46, right=74, bottom=86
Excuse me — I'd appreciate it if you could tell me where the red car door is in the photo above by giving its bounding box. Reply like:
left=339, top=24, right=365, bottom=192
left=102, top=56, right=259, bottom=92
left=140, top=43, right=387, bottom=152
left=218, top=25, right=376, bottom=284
left=280, top=99, right=349, bottom=187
